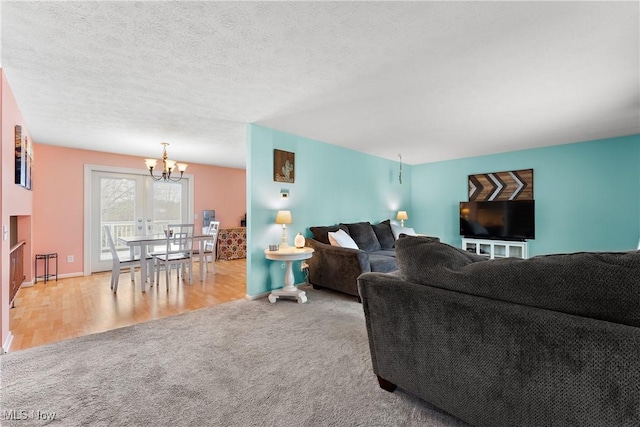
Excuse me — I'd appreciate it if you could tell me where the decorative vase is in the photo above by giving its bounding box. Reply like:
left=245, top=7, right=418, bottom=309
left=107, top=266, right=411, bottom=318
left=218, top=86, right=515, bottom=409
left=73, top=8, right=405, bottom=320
left=294, top=232, right=305, bottom=248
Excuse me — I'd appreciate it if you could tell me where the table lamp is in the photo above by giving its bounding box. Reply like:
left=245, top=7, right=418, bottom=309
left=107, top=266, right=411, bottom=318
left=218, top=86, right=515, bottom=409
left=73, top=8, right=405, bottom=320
left=275, top=210, right=292, bottom=248
left=397, top=211, right=408, bottom=227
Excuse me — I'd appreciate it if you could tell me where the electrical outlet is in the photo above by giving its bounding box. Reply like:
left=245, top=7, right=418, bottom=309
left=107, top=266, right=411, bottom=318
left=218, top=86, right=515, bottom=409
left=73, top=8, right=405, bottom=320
left=67, top=255, right=74, bottom=263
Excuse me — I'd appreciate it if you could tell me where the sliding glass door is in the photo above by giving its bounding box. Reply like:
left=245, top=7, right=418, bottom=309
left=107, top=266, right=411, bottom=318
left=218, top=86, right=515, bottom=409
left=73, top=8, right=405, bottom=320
left=90, top=170, right=189, bottom=273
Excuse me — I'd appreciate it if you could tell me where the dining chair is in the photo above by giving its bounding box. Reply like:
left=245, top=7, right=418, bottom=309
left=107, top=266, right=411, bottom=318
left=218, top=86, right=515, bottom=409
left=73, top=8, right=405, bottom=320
left=104, top=226, right=149, bottom=292
left=202, top=221, right=220, bottom=274
left=152, top=223, right=195, bottom=288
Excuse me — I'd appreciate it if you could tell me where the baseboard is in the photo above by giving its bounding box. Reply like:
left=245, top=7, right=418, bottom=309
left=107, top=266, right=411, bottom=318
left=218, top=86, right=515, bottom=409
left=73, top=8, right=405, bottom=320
left=29, top=272, right=84, bottom=286
left=245, top=291, right=270, bottom=301
left=1, top=331, right=14, bottom=354
left=21, top=279, right=36, bottom=288
left=58, top=272, right=84, bottom=279
left=18, top=271, right=82, bottom=288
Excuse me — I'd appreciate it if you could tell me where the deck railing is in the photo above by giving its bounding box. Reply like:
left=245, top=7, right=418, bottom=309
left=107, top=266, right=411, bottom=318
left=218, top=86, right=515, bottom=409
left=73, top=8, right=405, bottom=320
left=101, top=221, right=175, bottom=256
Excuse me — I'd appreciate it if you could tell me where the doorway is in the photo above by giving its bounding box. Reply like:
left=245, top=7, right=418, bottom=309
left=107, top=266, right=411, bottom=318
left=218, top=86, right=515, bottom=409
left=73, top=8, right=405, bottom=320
left=84, top=165, right=193, bottom=274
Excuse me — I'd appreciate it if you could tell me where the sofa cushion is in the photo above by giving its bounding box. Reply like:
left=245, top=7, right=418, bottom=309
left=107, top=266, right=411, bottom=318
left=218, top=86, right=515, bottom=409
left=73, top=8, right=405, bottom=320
left=368, top=253, right=398, bottom=273
left=390, top=223, right=417, bottom=240
left=310, top=225, right=349, bottom=245
left=328, top=229, right=359, bottom=250
left=395, top=235, right=640, bottom=328
left=369, top=249, right=396, bottom=258
left=341, top=222, right=382, bottom=252
left=396, top=235, right=485, bottom=275
left=372, top=220, right=395, bottom=250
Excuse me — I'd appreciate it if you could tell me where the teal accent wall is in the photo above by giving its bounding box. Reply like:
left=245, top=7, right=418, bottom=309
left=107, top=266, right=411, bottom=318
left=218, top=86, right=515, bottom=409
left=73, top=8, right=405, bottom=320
left=246, top=124, right=412, bottom=297
left=411, top=134, right=640, bottom=256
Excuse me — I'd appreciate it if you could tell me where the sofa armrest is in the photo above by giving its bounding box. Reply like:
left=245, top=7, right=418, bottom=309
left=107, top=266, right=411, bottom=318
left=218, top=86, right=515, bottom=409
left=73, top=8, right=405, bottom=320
left=305, top=238, right=370, bottom=297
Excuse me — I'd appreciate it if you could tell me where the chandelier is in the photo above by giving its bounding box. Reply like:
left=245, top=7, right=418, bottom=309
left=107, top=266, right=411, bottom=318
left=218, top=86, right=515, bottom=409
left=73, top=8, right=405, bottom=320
left=144, top=142, right=188, bottom=182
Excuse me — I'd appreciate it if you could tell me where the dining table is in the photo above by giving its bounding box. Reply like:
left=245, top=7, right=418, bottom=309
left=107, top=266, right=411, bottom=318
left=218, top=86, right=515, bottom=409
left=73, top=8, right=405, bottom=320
left=118, top=233, right=213, bottom=291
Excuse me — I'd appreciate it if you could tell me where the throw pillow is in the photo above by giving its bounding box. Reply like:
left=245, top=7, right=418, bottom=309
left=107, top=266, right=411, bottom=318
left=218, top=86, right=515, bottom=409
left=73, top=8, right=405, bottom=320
left=390, top=223, right=417, bottom=240
left=341, top=222, right=382, bottom=252
left=328, top=229, right=360, bottom=250
left=372, top=220, right=395, bottom=249
left=310, top=225, right=349, bottom=244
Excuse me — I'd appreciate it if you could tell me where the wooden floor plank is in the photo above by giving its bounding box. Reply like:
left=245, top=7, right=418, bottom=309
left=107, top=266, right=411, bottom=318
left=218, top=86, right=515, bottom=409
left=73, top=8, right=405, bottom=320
left=9, top=259, right=247, bottom=352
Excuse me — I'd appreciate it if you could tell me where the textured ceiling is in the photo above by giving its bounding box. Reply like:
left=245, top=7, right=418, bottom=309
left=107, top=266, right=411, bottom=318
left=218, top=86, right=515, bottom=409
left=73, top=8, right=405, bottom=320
left=1, top=1, right=639, bottom=169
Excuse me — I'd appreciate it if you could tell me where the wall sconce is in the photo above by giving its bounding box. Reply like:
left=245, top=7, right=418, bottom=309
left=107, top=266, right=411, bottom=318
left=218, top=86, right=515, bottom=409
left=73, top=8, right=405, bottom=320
left=396, top=211, right=408, bottom=227
left=275, top=210, right=292, bottom=247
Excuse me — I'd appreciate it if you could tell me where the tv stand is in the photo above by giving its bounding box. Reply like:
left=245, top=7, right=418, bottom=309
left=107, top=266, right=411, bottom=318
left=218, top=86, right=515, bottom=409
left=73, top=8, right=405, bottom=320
left=461, top=238, right=528, bottom=259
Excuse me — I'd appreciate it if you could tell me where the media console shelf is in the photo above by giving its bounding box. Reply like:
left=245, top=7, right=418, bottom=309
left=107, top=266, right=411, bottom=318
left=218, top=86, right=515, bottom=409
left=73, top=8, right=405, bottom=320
left=461, top=238, right=528, bottom=259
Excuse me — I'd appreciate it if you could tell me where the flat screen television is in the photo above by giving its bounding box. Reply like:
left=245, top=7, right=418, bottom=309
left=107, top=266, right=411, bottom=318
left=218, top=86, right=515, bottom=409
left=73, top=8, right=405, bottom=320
left=460, top=200, right=535, bottom=240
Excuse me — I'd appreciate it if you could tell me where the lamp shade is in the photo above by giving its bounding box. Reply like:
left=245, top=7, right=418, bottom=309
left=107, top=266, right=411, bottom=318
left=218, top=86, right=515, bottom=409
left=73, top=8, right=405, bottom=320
left=396, top=211, right=408, bottom=221
left=275, top=210, right=292, bottom=224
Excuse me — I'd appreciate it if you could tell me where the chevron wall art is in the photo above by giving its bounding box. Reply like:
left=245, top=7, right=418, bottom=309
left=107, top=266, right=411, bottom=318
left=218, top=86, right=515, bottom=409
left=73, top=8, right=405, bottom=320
left=468, top=169, right=533, bottom=201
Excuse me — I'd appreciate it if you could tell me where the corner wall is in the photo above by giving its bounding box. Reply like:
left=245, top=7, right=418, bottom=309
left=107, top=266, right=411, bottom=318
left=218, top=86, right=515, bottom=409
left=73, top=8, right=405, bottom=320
left=411, top=134, right=640, bottom=256
left=1, top=69, right=35, bottom=351
left=246, top=124, right=411, bottom=297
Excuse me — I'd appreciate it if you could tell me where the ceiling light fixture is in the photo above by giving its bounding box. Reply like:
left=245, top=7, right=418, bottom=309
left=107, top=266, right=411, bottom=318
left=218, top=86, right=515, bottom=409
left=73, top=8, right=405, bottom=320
left=144, top=142, right=188, bottom=182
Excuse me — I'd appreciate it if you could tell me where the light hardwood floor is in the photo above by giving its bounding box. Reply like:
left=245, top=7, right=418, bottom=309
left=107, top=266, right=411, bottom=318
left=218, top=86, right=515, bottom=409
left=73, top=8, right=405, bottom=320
left=9, top=259, right=247, bottom=352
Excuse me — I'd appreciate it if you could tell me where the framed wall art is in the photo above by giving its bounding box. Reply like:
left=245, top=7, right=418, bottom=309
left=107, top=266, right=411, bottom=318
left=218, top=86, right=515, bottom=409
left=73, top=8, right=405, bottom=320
left=274, top=149, right=295, bottom=183
left=15, top=125, right=33, bottom=190
left=468, top=168, right=532, bottom=201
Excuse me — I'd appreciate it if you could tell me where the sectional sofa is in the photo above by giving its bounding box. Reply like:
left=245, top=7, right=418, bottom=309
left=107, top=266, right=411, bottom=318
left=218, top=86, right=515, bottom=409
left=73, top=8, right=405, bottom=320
left=305, top=219, right=427, bottom=298
left=358, top=235, right=640, bottom=427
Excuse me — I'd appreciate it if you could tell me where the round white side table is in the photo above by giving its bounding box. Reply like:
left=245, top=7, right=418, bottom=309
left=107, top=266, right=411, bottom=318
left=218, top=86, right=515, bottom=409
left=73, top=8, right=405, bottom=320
left=264, top=247, right=314, bottom=304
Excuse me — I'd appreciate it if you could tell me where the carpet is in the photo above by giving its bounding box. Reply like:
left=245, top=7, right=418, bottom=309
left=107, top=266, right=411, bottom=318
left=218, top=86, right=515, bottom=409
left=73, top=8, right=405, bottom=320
left=1, top=286, right=469, bottom=427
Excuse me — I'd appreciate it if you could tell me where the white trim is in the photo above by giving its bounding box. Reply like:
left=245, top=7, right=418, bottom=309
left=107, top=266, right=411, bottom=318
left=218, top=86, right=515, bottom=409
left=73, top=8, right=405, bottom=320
left=20, top=280, right=35, bottom=288
left=83, top=164, right=195, bottom=276
left=2, top=331, right=14, bottom=354
left=83, top=165, right=92, bottom=276
left=59, top=272, right=86, bottom=279
left=21, top=272, right=84, bottom=288
left=245, top=291, right=270, bottom=301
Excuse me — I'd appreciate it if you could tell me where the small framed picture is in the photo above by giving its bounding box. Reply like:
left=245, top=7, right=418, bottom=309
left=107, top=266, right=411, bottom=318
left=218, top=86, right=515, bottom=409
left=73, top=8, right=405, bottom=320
left=274, top=149, right=295, bottom=183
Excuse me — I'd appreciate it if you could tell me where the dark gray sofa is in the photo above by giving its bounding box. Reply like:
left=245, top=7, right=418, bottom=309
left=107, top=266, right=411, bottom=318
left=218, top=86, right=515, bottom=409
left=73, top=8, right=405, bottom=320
left=358, top=235, right=640, bottom=427
left=305, top=220, right=401, bottom=298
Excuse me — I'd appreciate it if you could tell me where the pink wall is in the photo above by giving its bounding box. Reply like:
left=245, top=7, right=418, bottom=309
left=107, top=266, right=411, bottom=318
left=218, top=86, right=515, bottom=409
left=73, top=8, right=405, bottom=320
left=1, top=70, right=35, bottom=350
left=33, top=144, right=246, bottom=276
left=1, top=68, right=245, bottom=351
